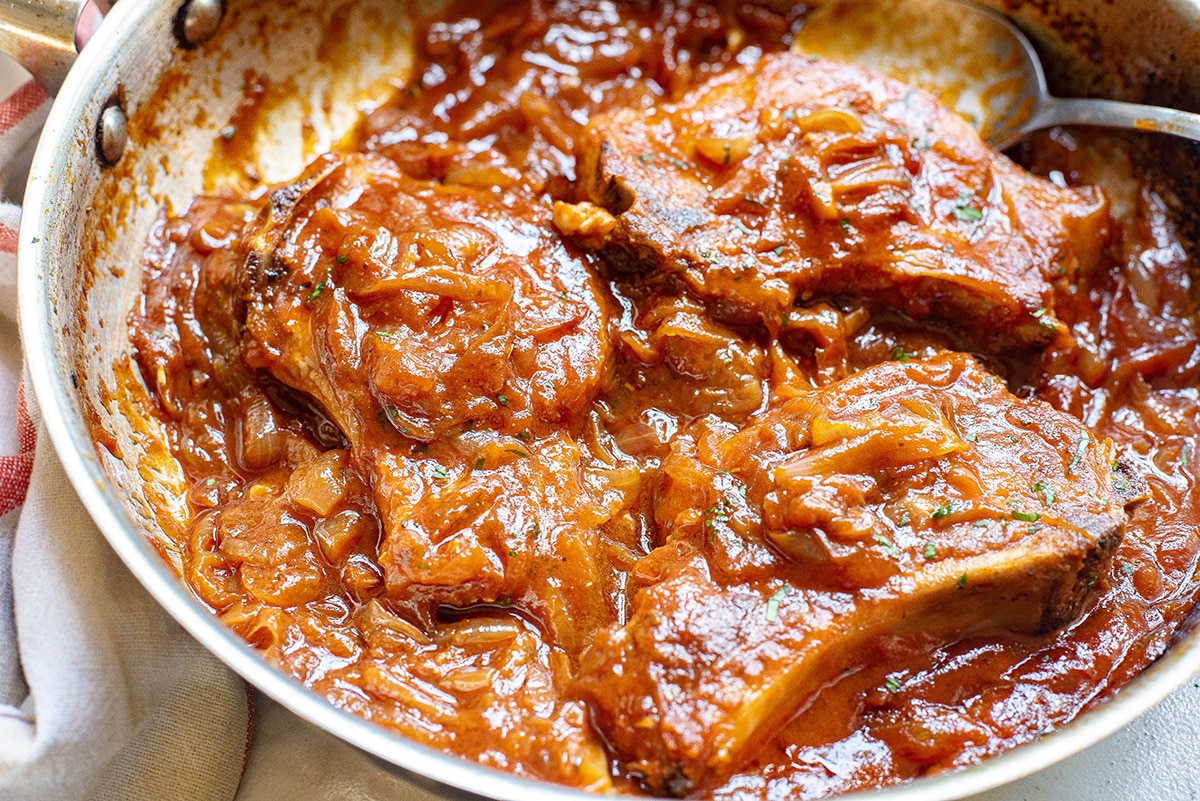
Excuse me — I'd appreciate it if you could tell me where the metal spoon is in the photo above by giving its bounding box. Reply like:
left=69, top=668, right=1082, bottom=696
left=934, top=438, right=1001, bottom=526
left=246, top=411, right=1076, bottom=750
left=793, top=0, right=1200, bottom=149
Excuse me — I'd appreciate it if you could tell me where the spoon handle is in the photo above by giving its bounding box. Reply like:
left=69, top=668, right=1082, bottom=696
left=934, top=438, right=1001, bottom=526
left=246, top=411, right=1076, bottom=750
left=1031, top=96, right=1200, bottom=143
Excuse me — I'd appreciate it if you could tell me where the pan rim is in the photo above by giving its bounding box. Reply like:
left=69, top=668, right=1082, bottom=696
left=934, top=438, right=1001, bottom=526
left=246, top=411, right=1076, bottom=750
left=17, top=0, right=1200, bottom=799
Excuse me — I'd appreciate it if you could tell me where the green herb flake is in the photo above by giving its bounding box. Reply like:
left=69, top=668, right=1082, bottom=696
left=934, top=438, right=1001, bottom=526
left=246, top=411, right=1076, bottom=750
left=205, top=477, right=217, bottom=487
left=335, top=254, right=349, bottom=264
left=505, top=448, right=530, bottom=458
left=972, top=519, right=989, bottom=527
left=496, top=393, right=510, bottom=407
left=965, top=432, right=979, bottom=443
left=932, top=501, right=953, bottom=520
left=956, top=573, right=968, bottom=589
left=1011, top=509, right=1040, bottom=523
left=765, top=586, right=790, bottom=623
left=892, top=346, right=912, bottom=362
left=885, top=676, right=901, bottom=693
left=924, top=541, right=937, bottom=561
left=733, top=219, right=754, bottom=235
left=668, top=157, right=689, bottom=171
left=307, top=281, right=329, bottom=301
left=773, top=244, right=785, bottom=257
left=1182, top=442, right=1193, bottom=470
left=723, top=143, right=732, bottom=165
left=1030, top=307, right=1057, bottom=330
left=839, top=217, right=851, bottom=232
left=637, top=153, right=656, bottom=164
left=953, top=205, right=983, bottom=221
left=1068, top=431, right=1091, bottom=475
left=432, top=465, right=450, bottom=481
left=1033, top=480, right=1057, bottom=505
left=897, top=511, right=911, bottom=527
left=876, top=536, right=899, bottom=558
left=473, top=458, right=485, bottom=471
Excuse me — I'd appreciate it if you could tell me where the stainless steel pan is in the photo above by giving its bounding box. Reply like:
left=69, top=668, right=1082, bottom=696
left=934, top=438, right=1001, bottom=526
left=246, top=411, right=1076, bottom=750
left=12, top=0, right=1200, bottom=798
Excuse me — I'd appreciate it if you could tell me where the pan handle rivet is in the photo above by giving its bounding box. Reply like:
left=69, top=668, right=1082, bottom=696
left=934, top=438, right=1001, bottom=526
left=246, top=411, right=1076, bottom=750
left=177, top=0, right=224, bottom=48
left=97, top=101, right=127, bottom=167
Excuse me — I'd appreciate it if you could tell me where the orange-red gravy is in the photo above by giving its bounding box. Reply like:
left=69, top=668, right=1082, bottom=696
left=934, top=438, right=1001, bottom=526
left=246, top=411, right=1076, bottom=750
left=128, top=1, right=1200, bottom=798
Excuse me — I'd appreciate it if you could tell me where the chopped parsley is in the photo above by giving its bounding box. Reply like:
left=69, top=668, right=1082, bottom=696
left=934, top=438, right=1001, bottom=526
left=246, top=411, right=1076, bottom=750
left=496, top=393, right=510, bottom=406
left=885, top=676, right=901, bottom=693
left=892, top=346, right=912, bottom=362
left=957, top=573, right=968, bottom=589
left=1011, top=509, right=1040, bottom=523
left=876, top=536, right=899, bottom=558
left=1032, top=307, right=1057, bottom=330
left=307, top=281, right=329, bottom=301
left=924, top=541, right=937, bottom=561
left=953, top=205, right=983, bottom=221
left=1067, top=431, right=1091, bottom=475
left=773, top=244, right=785, bottom=257
left=432, top=465, right=449, bottom=481
left=839, top=218, right=851, bottom=232
left=765, top=586, right=790, bottom=623
left=1033, top=480, right=1057, bottom=505
left=473, top=458, right=485, bottom=471
left=932, top=501, right=953, bottom=520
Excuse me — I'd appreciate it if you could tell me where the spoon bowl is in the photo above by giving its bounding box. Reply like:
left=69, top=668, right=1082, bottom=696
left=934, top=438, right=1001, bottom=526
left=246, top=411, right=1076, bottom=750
left=795, top=0, right=1200, bottom=148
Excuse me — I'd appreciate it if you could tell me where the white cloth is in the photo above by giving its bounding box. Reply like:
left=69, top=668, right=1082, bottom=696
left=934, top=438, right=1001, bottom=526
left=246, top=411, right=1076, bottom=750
left=0, top=28, right=1196, bottom=801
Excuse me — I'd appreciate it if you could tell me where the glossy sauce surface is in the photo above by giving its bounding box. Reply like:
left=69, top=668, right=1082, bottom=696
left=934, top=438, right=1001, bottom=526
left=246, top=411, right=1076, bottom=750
left=128, top=2, right=1200, bottom=797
